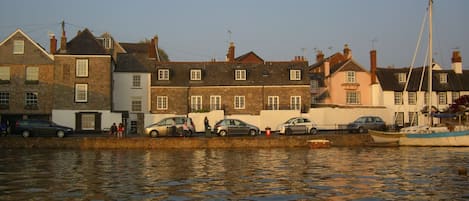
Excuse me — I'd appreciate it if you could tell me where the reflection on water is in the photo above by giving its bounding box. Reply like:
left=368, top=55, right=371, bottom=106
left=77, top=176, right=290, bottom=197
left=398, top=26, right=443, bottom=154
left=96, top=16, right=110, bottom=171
left=0, top=147, right=469, bottom=200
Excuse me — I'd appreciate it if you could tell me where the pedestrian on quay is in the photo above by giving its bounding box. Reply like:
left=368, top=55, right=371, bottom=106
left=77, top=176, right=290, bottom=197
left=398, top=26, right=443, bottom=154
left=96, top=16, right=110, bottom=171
left=117, top=123, right=125, bottom=138
left=171, top=118, right=177, bottom=136
left=182, top=120, right=190, bottom=137
left=110, top=123, right=117, bottom=136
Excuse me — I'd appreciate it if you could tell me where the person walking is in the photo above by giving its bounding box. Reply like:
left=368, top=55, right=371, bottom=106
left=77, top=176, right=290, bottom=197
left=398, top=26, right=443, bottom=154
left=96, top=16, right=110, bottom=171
left=117, top=123, right=125, bottom=138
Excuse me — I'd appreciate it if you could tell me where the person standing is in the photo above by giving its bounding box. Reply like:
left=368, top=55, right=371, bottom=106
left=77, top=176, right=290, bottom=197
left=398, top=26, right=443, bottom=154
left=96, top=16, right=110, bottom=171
left=204, top=116, right=210, bottom=137
left=171, top=118, right=177, bottom=136
left=110, top=123, right=117, bottom=136
left=117, top=123, right=125, bottom=138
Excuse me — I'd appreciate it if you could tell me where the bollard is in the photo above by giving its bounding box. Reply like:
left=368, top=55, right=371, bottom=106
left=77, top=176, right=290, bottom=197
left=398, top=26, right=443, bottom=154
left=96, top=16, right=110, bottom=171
left=265, top=127, right=271, bottom=137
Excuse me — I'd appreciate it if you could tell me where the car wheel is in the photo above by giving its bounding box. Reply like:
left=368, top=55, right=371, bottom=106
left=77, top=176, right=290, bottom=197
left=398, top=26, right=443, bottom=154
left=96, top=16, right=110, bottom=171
left=358, top=127, right=365, bottom=133
left=56, top=130, right=65, bottom=138
left=22, top=130, right=30, bottom=138
left=150, top=130, right=158, bottom=138
left=219, top=130, right=227, bottom=137
left=285, top=128, right=293, bottom=135
left=310, top=128, right=318, bottom=135
left=249, top=129, right=257, bottom=136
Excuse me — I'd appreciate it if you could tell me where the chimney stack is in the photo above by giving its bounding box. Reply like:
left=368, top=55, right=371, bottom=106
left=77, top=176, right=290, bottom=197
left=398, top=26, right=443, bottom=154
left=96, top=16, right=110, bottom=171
left=148, top=37, right=157, bottom=59
left=226, top=42, right=235, bottom=62
left=370, top=50, right=377, bottom=84
left=452, top=50, right=463, bottom=74
left=343, top=44, right=352, bottom=59
left=49, top=34, right=57, bottom=54
left=324, top=61, right=330, bottom=77
left=316, top=50, right=324, bottom=62
left=59, top=21, right=67, bottom=53
left=154, top=35, right=160, bottom=62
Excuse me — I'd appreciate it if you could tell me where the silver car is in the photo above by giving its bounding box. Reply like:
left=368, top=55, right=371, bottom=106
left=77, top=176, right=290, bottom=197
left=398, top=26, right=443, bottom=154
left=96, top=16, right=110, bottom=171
left=277, top=117, right=318, bottom=135
left=144, top=117, right=195, bottom=137
left=213, top=119, right=259, bottom=136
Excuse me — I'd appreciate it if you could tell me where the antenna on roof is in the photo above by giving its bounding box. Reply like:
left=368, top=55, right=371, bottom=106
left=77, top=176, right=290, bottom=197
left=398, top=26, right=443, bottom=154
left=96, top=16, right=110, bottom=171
left=371, top=38, right=378, bottom=50
left=227, top=29, right=232, bottom=42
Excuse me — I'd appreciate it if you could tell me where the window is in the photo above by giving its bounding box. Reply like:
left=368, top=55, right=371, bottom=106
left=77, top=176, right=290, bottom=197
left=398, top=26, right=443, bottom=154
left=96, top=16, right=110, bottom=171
left=395, top=112, right=404, bottom=127
left=103, top=37, right=113, bottom=49
left=291, top=96, right=301, bottom=110
left=75, top=84, right=88, bottom=102
left=210, top=96, right=221, bottom=110
left=267, top=96, right=279, bottom=110
left=0, top=92, right=9, bottom=106
left=76, top=59, right=89, bottom=77
left=0, top=67, right=10, bottom=81
left=26, top=67, right=39, bottom=81
left=132, top=75, right=141, bottom=88
left=290, top=70, right=301, bottom=80
left=157, top=96, right=168, bottom=110
left=190, top=69, right=202, bottom=81
left=25, top=92, right=38, bottom=106
left=452, top=92, right=460, bottom=103
left=235, top=70, right=246, bottom=80
left=346, top=91, right=360, bottom=104
left=408, top=92, right=417, bottom=105
left=13, top=40, right=24, bottom=54
left=81, top=113, right=95, bottom=130
left=131, top=97, right=142, bottom=112
left=191, top=96, right=202, bottom=111
left=397, top=73, right=407, bottom=83
left=310, top=80, right=319, bottom=89
left=345, top=71, right=356, bottom=83
left=438, top=92, right=447, bottom=104
left=409, top=112, right=418, bottom=126
left=234, top=96, right=245, bottom=109
left=158, top=69, right=169, bottom=80
left=439, top=73, right=447, bottom=84
left=394, top=92, right=403, bottom=105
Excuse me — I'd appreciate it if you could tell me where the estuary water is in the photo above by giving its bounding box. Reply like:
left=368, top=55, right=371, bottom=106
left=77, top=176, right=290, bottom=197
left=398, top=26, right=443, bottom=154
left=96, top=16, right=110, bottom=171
left=0, top=147, right=468, bottom=200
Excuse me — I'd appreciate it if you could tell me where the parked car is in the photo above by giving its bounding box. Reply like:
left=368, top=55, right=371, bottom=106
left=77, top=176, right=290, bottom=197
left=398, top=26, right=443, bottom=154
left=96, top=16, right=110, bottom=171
left=277, top=117, right=318, bottom=135
left=213, top=119, right=259, bottom=136
left=144, top=117, right=195, bottom=137
left=13, top=119, right=73, bottom=138
left=347, top=116, right=386, bottom=133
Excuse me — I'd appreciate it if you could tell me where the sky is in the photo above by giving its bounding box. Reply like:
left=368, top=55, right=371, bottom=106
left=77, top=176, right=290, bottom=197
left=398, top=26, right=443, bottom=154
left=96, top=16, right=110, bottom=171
left=1, top=0, right=468, bottom=69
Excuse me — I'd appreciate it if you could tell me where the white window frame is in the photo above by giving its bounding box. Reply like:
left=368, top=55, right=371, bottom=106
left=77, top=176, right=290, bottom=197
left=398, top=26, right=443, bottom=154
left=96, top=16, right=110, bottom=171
left=158, top=69, right=169, bottom=80
left=75, top=84, right=88, bottom=102
left=0, top=92, right=9, bottom=105
left=267, top=96, right=279, bottom=110
left=346, top=91, right=360, bottom=105
left=81, top=113, right=95, bottom=130
left=25, top=92, right=38, bottom=106
left=290, top=96, right=301, bottom=110
left=345, top=71, right=356, bottom=83
left=394, top=92, right=403, bottom=105
left=132, top=75, right=141, bottom=88
left=210, top=95, right=221, bottom=110
left=26, top=66, right=39, bottom=81
left=290, top=70, right=301, bottom=80
left=438, top=92, right=447, bottom=104
left=398, top=73, right=407, bottom=83
left=104, top=37, right=113, bottom=49
left=190, top=69, right=202, bottom=81
left=13, top=40, right=24, bottom=54
left=0, top=67, right=10, bottom=81
left=235, top=70, right=246, bottom=81
left=439, top=73, right=447, bottom=84
left=408, top=92, right=417, bottom=105
left=131, top=97, right=142, bottom=112
left=234, top=96, right=245, bottom=109
left=156, top=96, right=168, bottom=110
left=191, top=96, right=203, bottom=111
left=76, top=59, right=89, bottom=77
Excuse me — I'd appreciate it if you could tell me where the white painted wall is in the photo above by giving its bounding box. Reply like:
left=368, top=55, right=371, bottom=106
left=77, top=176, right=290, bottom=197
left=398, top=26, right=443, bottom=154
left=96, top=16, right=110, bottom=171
left=52, top=109, right=122, bottom=130
left=305, top=107, right=392, bottom=129
left=113, top=72, right=151, bottom=113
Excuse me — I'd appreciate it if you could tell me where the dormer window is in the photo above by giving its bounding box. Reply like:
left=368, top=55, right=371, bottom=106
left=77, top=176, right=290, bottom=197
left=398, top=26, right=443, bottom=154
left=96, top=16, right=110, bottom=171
left=235, top=69, right=246, bottom=80
left=103, top=37, right=113, bottom=49
left=158, top=69, right=169, bottom=80
left=13, top=40, right=24, bottom=54
left=190, top=69, right=202, bottom=80
left=397, top=73, right=406, bottom=83
left=439, top=73, right=447, bottom=84
left=290, top=70, right=301, bottom=80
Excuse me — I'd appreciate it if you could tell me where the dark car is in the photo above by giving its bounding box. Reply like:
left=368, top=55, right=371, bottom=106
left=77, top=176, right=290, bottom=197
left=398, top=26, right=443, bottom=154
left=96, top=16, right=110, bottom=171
left=13, top=119, right=74, bottom=138
left=213, top=119, right=259, bottom=136
left=347, top=116, right=386, bottom=133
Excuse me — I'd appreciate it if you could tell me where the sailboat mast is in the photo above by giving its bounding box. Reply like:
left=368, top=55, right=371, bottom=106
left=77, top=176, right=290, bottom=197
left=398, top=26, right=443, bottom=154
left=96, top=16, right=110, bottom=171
left=428, top=0, right=433, bottom=126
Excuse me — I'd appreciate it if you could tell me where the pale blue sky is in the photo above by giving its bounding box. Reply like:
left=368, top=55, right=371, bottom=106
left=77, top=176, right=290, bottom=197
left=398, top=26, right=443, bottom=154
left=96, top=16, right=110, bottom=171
left=1, top=0, right=468, bottom=69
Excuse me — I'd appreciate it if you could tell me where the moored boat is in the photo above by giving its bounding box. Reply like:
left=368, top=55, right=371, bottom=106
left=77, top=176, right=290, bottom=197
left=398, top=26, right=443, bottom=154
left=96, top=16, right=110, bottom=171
left=369, top=130, right=405, bottom=144
left=307, top=139, right=331, bottom=148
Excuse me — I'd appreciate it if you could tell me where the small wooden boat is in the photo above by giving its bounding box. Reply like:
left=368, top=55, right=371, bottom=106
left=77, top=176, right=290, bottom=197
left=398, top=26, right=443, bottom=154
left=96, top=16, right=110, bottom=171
left=369, top=130, right=406, bottom=144
left=307, top=139, right=331, bottom=148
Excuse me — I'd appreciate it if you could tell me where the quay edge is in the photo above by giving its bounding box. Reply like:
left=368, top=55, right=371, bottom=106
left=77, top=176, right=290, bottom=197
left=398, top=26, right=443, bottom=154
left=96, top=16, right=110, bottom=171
left=0, top=134, right=375, bottom=149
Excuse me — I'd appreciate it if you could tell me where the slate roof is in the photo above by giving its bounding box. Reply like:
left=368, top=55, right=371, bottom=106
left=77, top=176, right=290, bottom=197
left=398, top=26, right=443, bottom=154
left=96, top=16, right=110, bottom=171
left=151, top=61, right=310, bottom=86
left=235, top=51, right=264, bottom=63
left=376, top=66, right=469, bottom=92
left=58, top=29, right=107, bottom=55
left=117, top=43, right=155, bottom=73
left=115, top=53, right=150, bottom=73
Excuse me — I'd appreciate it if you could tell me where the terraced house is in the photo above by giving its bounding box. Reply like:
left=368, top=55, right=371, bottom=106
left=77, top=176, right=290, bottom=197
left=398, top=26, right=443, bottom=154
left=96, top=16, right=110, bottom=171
left=0, top=29, right=55, bottom=125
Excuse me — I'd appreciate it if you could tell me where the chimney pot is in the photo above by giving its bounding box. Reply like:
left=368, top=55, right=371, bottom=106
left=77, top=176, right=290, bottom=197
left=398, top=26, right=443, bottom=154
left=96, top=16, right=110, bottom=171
left=451, top=50, right=463, bottom=74
left=226, top=42, right=235, bottom=62
left=49, top=35, right=57, bottom=54
left=370, top=50, right=377, bottom=84
left=316, top=50, right=324, bottom=62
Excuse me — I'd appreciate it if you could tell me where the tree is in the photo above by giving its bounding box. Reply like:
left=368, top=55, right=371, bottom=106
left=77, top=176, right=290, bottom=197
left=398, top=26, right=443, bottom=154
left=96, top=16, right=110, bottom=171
left=449, top=95, right=469, bottom=114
